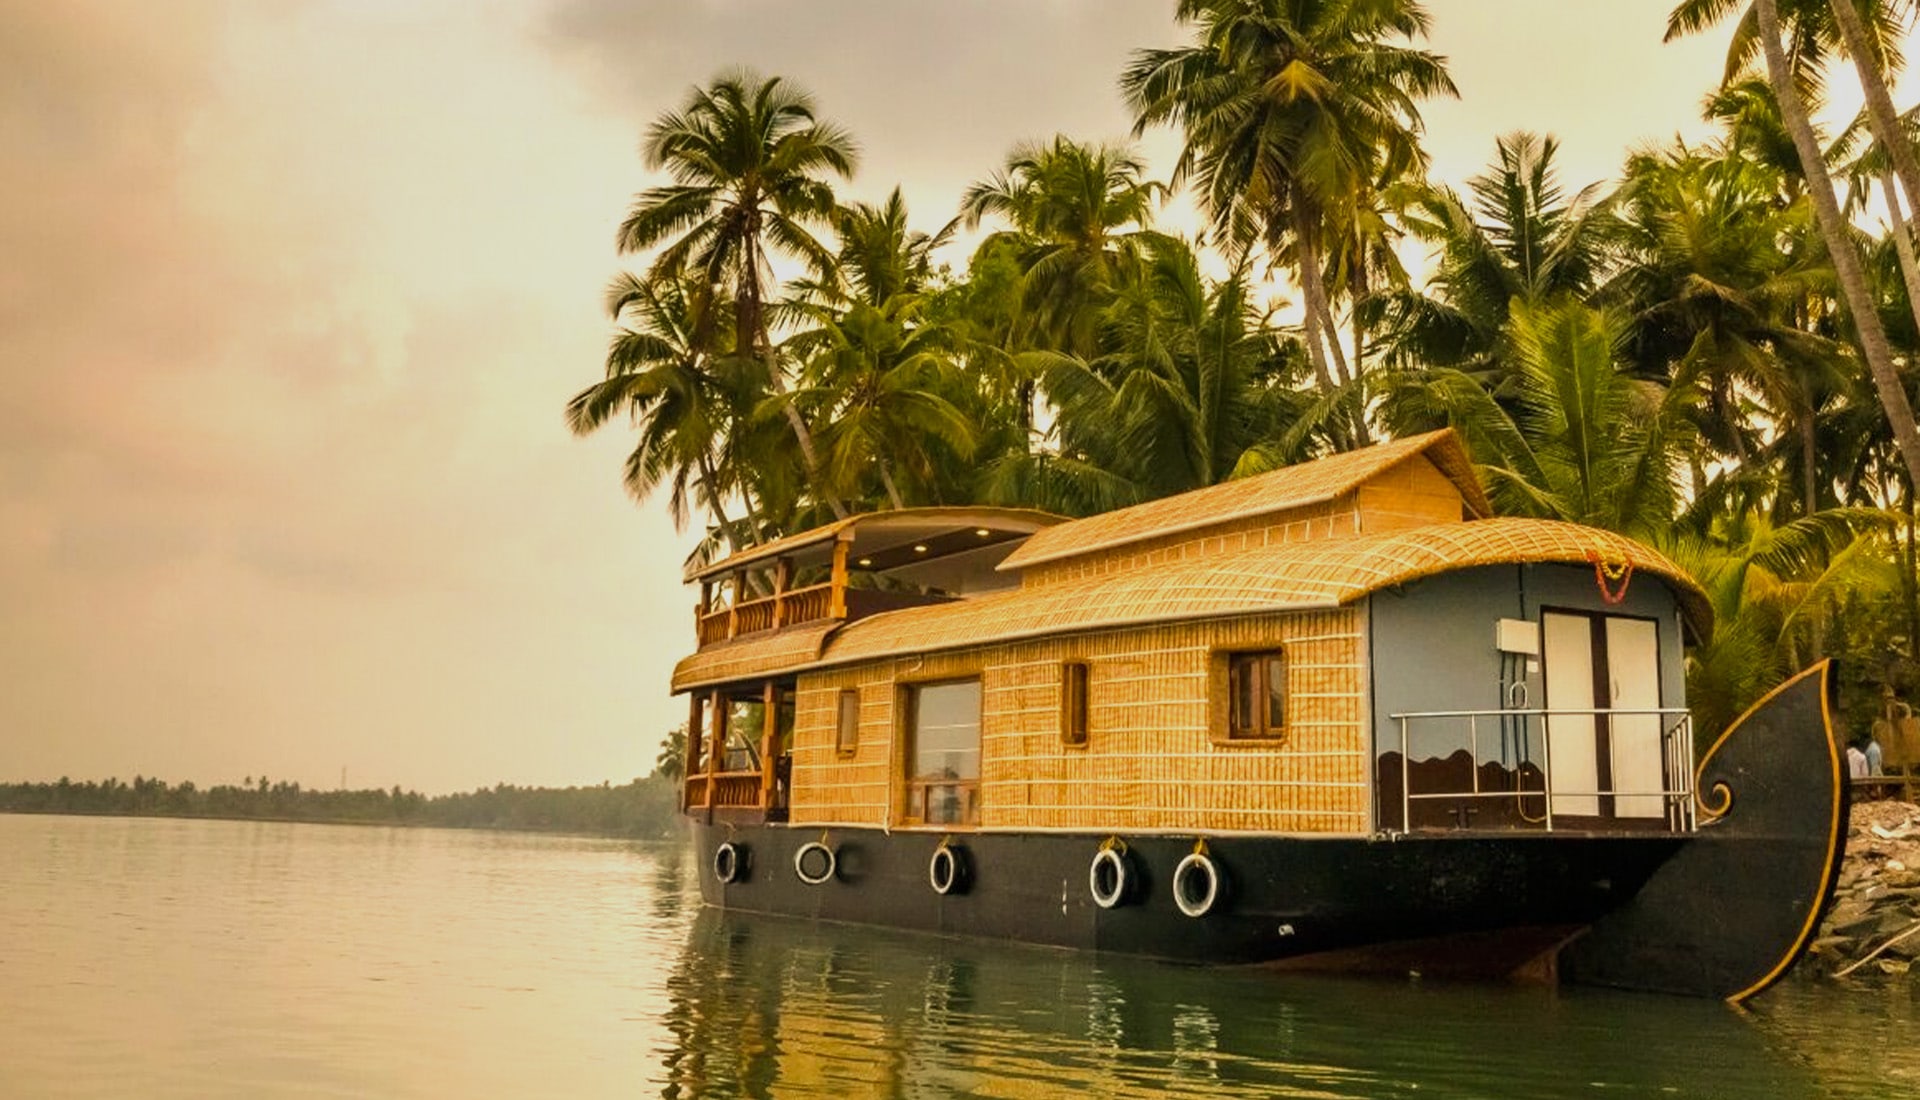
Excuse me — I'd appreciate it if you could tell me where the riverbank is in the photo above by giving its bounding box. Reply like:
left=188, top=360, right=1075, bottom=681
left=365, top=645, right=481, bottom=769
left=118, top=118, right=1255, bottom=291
left=1807, top=800, right=1920, bottom=978
left=0, top=775, right=682, bottom=840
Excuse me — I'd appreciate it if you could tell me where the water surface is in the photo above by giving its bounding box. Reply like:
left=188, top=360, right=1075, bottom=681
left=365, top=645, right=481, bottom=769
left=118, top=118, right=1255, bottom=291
left=2, top=814, right=1914, bottom=1097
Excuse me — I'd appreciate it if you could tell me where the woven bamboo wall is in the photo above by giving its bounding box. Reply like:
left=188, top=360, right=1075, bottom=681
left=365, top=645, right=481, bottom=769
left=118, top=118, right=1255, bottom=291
left=1019, top=457, right=1465, bottom=589
left=787, top=607, right=1369, bottom=834
left=1354, top=455, right=1470, bottom=534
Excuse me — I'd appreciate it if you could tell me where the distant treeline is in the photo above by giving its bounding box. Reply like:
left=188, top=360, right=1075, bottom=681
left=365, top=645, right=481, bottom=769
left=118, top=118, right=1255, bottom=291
left=0, top=774, right=683, bottom=839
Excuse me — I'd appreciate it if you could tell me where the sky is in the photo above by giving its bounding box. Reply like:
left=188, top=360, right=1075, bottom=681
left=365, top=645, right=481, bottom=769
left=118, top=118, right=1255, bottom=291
left=0, top=0, right=1884, bottom=794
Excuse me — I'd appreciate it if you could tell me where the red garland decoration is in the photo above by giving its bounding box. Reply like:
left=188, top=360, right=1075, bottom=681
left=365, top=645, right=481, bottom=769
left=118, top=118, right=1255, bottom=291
left=1585, top=549, right=1633, bottom=605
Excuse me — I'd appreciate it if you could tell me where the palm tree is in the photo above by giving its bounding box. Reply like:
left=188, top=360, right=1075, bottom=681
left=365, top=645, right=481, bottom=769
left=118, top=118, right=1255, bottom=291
left=1670, top=0, right=1920, bottom=493
left=784, top=295, right=975, bottom=509
left=960, top=137, right=1164, bottom=356
left=1040, top=236, right=1305, bottom=497
left=796, top=187, right=955, bottom=310
left=1122, top=0, right=1456, bottom=406
left=1825, top=0, right=1920, bottom=260
left=1380, top=300, right=1690, bottom=535
left=1380, top=132, right=1617, bottom=381
left=1607, top=143, right=1844, bottom=513
left=617, top=70, right=858, bottom=519
left=566, top=274, right=749, bottom=547
left=654, top=726, right=687, bottom=784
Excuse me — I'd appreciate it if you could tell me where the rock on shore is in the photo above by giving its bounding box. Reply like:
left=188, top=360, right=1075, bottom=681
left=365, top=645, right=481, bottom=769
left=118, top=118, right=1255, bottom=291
left=1806, top=799, right=1920, bottom=978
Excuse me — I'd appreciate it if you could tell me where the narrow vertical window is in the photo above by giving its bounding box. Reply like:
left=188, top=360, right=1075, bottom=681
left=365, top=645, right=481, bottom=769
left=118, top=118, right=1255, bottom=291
left=1062, top=662, right=1090, bottom=747
left=1227, top=649, right=1287, bottom=739
left=835, top=688, right=860, bottom=757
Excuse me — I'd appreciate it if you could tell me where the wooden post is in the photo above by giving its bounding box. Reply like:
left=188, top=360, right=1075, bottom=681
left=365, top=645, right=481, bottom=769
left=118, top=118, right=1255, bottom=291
left=772, top=557, right=792, bottom=629
left=683, top=694, right=705, bottom=812
left=726, top=571, right=743, bottom=640
left=705, top=690, right=726, bottom=785
left=759, top=680, right=780, bottom=809
left=829, top=539, right=850, bottom=619
left=694, top=581, right=711, bottom=645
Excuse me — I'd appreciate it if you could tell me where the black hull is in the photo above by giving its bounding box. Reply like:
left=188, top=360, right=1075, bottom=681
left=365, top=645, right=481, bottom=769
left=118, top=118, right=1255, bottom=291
left=695, top=825, right=1681, bottom=974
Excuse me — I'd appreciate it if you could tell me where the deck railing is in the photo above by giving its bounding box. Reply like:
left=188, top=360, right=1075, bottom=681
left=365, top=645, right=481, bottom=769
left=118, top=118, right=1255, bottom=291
left=682, top=770, right=770, bottom=812
left=693, top=581, right=841, bottom=648
left=1388, top=706, right=1696, bottom=834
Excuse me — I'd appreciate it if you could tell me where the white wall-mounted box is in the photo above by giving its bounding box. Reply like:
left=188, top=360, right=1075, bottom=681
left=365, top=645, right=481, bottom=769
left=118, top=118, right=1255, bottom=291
left=1496, top=618, right=1540, bottom=656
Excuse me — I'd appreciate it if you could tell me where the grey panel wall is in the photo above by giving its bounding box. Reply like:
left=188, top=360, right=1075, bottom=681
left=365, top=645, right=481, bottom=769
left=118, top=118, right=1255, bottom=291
left=1366, top=562, right=1687, bottom=765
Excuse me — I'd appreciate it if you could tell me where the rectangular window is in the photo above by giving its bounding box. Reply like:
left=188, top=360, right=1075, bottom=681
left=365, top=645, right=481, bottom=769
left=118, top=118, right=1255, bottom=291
left=1227, top=649, right=1287, bottom=740
left=1062, top=662, right=1090, bottom=747
left=905, top=679, right=983, bottom=826
left=835, top=689, right=860, bottom=757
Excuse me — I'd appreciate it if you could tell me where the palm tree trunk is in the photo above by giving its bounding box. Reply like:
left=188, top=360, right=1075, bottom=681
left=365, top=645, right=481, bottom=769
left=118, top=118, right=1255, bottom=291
left=1831, top=0, right=1920, bottom=254
left=877, top=463, right=906, bottom=510
left=1317, top=287, right=1353, bottom=387
left=1800, top=406, right=1819, bottom=516
left=1758, top=0, right=1920, bottom=493
left=1907, top=485, right=1920, bottom=659
left=1289, top=205, right=1339, bottom=394
left=1880, top=170, right=1920, bottom=339
left=697, top=454, right=745, bottom=550
left=742, top=243, right=849, bottom=520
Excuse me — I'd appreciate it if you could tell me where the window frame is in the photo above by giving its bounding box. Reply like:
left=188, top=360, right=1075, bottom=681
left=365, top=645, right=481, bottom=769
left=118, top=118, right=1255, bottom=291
left=899, top=676, right=984, bottom=828
left=834, top=688, right=860, bottom=758
left=1220, top=647, right=1289, bottom=743
left=1061, top=661, right=1090, bottom=748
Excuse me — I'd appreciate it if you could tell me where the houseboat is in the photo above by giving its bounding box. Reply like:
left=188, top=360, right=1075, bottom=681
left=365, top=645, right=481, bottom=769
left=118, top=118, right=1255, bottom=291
left=669, top=430, right=1845, bottom=1001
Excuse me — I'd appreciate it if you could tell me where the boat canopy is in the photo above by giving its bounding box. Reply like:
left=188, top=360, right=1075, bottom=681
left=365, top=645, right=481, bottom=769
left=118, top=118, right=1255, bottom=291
left=684, top=506, right=1065, bottom=594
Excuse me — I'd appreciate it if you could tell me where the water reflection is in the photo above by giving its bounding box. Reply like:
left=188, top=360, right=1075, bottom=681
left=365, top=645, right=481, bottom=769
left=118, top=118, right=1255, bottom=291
left=659, top=905, right=1920, bottom=1099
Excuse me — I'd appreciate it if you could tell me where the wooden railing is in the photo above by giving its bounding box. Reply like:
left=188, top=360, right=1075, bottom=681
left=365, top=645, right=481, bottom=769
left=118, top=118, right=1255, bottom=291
left=709, top=772, right=763, bottom=807
left=696, top=610, right=731, bottom=646
left=693, top=581, right=841, bottom=648
left=782, top=583, right=834, bottom=626
left=734, top=596, right=776, bottom=635
left=682, top=771, right=764, bottom=812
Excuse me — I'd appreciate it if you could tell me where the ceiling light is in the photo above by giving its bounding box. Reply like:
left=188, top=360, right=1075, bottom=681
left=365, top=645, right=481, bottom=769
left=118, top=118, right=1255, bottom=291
left=975, top=528, right=991, bottom=537
left=857, top=558, right=872, bottom=567
left=913, top=544, right=929, bottom=553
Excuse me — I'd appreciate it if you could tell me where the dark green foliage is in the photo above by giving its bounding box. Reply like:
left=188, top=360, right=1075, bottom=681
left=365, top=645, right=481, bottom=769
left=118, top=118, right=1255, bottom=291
left=0, top=774, right=684, bottom=840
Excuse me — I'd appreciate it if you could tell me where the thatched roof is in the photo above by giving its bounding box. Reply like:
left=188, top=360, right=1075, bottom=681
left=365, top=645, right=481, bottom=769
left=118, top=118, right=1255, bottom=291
left=997, top=430, right=1491, bottom=573
left=670, top=517, right=1710, bottom=691
left=670, top=620, right=841, bottom=694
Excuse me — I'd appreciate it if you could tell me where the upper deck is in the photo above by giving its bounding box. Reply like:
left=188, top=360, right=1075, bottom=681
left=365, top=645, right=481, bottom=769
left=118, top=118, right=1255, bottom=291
left=686, top=507, right=1065, bottom=649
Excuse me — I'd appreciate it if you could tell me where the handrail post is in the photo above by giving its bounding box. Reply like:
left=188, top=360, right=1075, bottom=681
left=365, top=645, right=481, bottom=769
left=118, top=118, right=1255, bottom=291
left=759, top=680, right=780, bottom=810
left=772, top=557, right=791, bottom=629
left=1399, top=715, right=1411, bottom=833
left=683, top=694, right=706, bottom=813
left=705, top=690, right=726, bottom=798
left=1541, top=709, right=1555, bottom=833
left=1470, top=714, right=1480, bottom=796
left=829, top=539, right=850, bottom=620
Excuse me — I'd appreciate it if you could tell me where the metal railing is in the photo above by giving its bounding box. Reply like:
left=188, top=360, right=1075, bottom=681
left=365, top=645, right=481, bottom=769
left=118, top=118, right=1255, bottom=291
left=1387, top=706, right=1696, bottom=834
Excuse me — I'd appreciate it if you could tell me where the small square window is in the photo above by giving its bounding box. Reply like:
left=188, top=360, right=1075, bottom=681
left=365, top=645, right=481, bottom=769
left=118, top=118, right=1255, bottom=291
left=1062, top=662, right=1090, bottom=747
left=1227, top=649, right=1286, bottom=739
left=835, top=689, right=859, bottom=757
